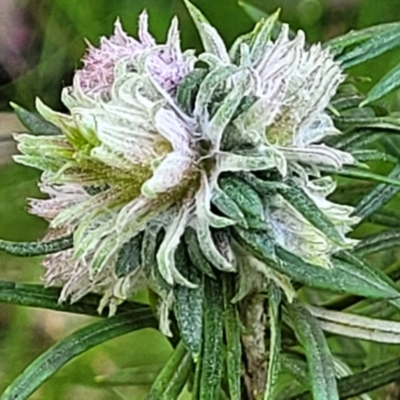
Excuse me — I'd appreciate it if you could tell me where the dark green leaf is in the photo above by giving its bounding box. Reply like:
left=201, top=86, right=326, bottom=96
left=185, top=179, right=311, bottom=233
left=11, top=102, right=62, bottom=135
left=0, top=310, right=157, bottom=400
left=362, top=62, right=400, bottom=105
left=278, top=183, right=345, bottom=246
left=184, top=227, right=215, bottom=279
left=290, top=301, right=339, bottom=400
left=222, top=274, right=241, bottom=400
left=0, top=235, right=73, bottom=257
left=264, top=283, right=282, bottom=399
left=325, top=22, right=400, bottom=55
left=115, top=233, right=143, bottom=278
left=275, top=247, right=400, bottom=299
left=212, top=188, right=248, bottom=228
left=200, top=276, right=223, bottom=400
left=233, top=227, right=276, bottom=264
left=355, top=230, right=400, bottom=257
left=174, top=245, right=204, bottom=361
left=337, top=24, right=400, bottom=68
left=354, top=163, right=400, bottom=220
left=146, top=341, right=192, bottom=400
left=0, top=280, right=147, bottom=316
left=176, top=69, right=208, bottom=115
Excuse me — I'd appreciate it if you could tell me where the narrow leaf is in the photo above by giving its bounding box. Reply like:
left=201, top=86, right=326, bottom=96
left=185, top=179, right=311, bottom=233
left=0, top=235, right=73, bottom=257
left=146, top=341, right=192, bottom=400
left=290, top=301, right=339, bottom=400
left=354, top=163, right=400, bottom=220
left=11, top=102, right=62, bottom=135
left=174, top=245, right=204, bottom=361
left=222, top=274, right=241, bottom=400
left=278, top=183, right=345, bottom=246
left=0, top=280, right=147, bottom=316
left=337, top=24, right=400, bottom=69
left=200, top=276, right=223, bottom=400
left=275, top=247, right=400, bottom=299
left=362, top=61, right=400, bottom=105
left=115, top=233, right=143, bottom=278
left=264, top=282, right=282, bottom=400
left=355, top=229, right=400, bottom=257
left=0, top=310, right=156, bottom=400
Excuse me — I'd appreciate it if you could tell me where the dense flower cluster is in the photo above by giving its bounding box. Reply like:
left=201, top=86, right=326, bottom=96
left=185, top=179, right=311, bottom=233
left=14, top=2, right=359, bottom=316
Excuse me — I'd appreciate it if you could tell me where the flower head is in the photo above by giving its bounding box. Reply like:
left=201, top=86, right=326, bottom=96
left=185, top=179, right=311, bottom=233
left=14, top=3, right=359, bottom=322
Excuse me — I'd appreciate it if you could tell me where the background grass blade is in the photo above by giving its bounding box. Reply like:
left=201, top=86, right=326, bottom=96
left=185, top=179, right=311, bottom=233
left=0, top=310, right=157, bottom=400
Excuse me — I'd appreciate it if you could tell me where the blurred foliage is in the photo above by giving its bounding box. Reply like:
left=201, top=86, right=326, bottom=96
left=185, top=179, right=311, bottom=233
left=3, top=0, right=400, bottom=399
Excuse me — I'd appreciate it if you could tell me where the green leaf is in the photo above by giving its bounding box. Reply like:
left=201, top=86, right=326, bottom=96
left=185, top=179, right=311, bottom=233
left=146, top=341, right=192, bottom=400
left=334, top=115, right=400, bottom=131
left=115, top=233, right=143, bottom=278
left=11, top=102, right=62, bottom=135
left=352, top=149, right=397, bottom=164
left=367, top=209, right=400, bottom=227
left=264, top=283, right=282, bottom=400
left=275, top=247, right=400, bottom=299
left=0, top=310, right=157, bottom=400
left=290, top=301, right=339, bottom=400
left=278, top=183, right=345, bottom=246
left=336, top=23, right=400, bottom=69
left=321, top=165, right=400, bottom=187
left=199, top=276, right=224, bottom=400
left=238, top=0, right=268, bottom=21
left=176, top=69, right=208, bottom=115
left=233, top=227, right=276, bottom=264
left=222, top=274, right=241, bottom=400
left=0, top=235, right=73, bottom=257
left=174, top=245, right=204, bottom=361
left=220, top=176, right=264, bottom=228
left=95, top=364, right=164, bottom=386
left=354, top=163, right=400, bottom=220
left=0, top=280, right=147, bottom=316
left=212, top=187, right=248, bottom=228
left=325, top=22, right=400, bottom=55
left=292, top=357, right=400, bottom=399
left=361, top=62, right=400, bottom=105
left=355, top=230, right=400, bottom=257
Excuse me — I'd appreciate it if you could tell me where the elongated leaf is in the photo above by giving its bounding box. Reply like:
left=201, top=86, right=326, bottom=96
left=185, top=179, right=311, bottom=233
left=115, top=233, right=143, bottom=278
left=293, top=357, right=400, bottom=399
left=321, top=165, right=400, bottom=187
left=264, top=283, right=282, bottom=400
left=176, top=69, right=208, bottom=115
left=337, top=24, right=400, bottom=69
left=0, top=280, right=147, bottom=316
left=367, top=209, right=400, bottom=227
left=200, top=276, right=223, bottom=400
left=275, top=246, right=400, bottom=299
left=352, top=149, right=397, bottom=164
left=146, top=341, right=192, bottom=400
left=174, top=245, right=204, bottom=361
left=11, top=102, right=62, bottom=135
left=290, top=301, right=339, bottom=400
left=184, top=227, right=215, bottom=278
left=278, top=183, right=345, bottom=246
left=307, top=305, right=400, bottom=343
left=1, top=310, right=157, bottom=400
left=233, top=227, right=276, bottom=264
left=354, top=163, right=400, bottom=220
left=95, top=364, right=164, bottom=386
left=0, top=235, right=73, bottom=257
left=325, top=22, right=400, bottom=54
left=222, top=274, right=241, bottom=400
left=335, top=115, right=400, bottom=131
left=355, top=229, right=400, bottom=257
left=362, top=62, right=400, bottom=105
